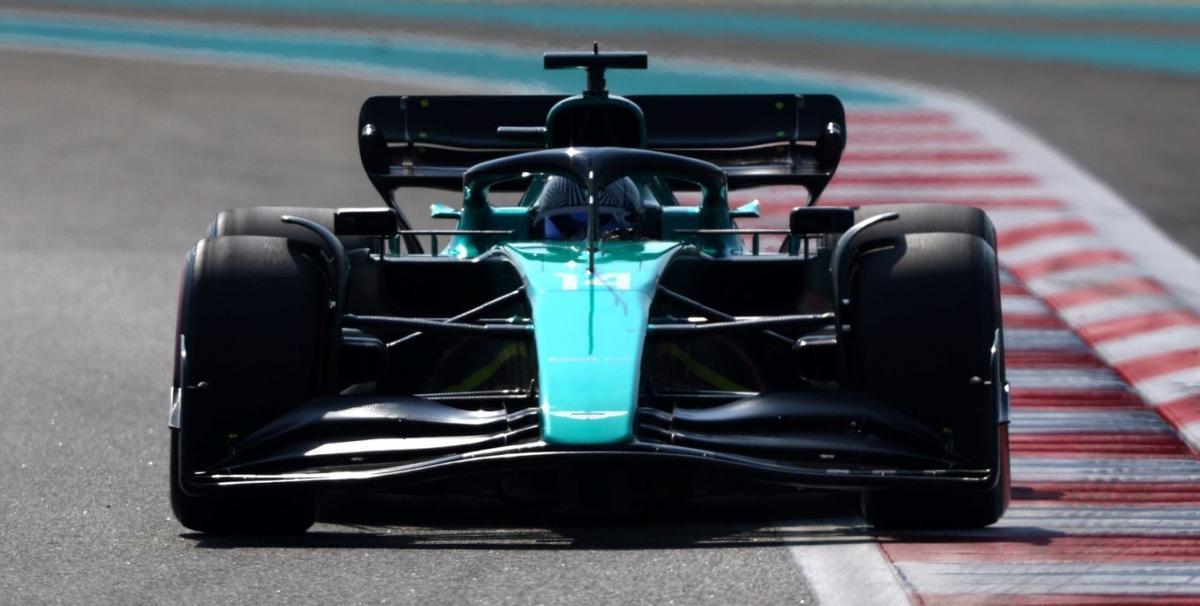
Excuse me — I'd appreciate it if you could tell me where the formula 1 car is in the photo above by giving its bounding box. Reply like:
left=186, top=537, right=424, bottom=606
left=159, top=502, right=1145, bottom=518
left=169, top=49, right=1010, bottom=534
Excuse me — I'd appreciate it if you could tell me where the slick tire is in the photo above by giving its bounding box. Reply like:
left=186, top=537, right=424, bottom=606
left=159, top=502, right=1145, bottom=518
left=208, top=205, right=381, bottom=252
left=854, top=203, right=997, bottom=250
left=171, top=235, right=328, bottom=534
left=851, top=231, right=1009, bottom=529
left=170, top=429, right=317, bottom=535
left=861, top=442, right=1010, bottom=530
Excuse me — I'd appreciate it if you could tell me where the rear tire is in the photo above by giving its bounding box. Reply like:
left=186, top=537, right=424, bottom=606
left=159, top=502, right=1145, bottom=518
left=170, top=235, right=328, bottom=534
left=850, top=231, right=1009, bottom=529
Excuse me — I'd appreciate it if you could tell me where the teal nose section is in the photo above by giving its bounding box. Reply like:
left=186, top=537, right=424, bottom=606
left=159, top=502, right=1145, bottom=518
left=503, top=241, right=681, bottom=445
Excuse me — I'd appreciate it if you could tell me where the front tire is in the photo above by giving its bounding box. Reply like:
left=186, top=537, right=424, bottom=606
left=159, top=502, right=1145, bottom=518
left=170, top=429, right=317, bottom=535
left=850, top=230, right=1009, bottom=529
left=853, top=203, right=997, bottom=250
left=861, top=427, right=1009, bottom=530
left=170, top=235, right=328, bottom=534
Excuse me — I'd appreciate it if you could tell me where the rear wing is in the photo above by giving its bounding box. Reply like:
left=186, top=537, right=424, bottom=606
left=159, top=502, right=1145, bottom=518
left=357, top=94, right=846, bottom=202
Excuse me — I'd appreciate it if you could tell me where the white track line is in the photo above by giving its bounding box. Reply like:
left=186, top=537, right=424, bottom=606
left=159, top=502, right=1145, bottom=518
left=1059, top=294, right=1181, bottom=327
left=1137, top=367, right=1200, bottom=406
left=1024, top=263, right=1145, bottom=296
left=985, top=209, right=1079, bottom=232
left=1184, top=420, right=1200, bottom=446
left=998, top=235, right=1115, bottom=266
left=1002, top=295, right=1051, bottom=315
left=786, top=534, right=912, bottom=606
left=1098, top=326, right=1200, bottom=364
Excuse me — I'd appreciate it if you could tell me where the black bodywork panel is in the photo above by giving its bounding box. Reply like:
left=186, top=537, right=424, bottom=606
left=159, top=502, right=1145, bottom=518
left=358, top=94, right=845, bottom=195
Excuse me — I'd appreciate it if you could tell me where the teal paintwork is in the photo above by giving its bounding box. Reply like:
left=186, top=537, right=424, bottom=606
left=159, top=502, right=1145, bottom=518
left=429, top=202, right=461, bottom=220
left=444, top=205, right=532, bottom=258
left=502, top=241, right=683, bottom=445
left=730, top=200, right=760, bottom=219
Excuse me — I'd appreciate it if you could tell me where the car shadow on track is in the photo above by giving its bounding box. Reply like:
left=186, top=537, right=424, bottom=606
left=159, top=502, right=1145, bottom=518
left=183, top=492, right=1064, bottom=550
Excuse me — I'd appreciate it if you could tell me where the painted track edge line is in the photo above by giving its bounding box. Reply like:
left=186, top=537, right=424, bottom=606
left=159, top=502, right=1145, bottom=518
left=785, top=525, right=913, bottom=606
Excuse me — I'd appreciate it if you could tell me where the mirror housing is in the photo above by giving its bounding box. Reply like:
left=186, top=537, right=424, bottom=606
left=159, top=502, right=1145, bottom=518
left=431, top=203, right=463, bottom=220
left=790, top=207, right=854, bottom=235
left=730, top=200, right=760, bottom=219
left=334, top=207, right=397, bottom=236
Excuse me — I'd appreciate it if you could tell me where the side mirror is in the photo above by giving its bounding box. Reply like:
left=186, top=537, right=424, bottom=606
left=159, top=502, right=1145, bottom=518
left=790, top=207, right=854, bottom=235
left=730, top=200, right=760, bottom=219
left=334, top=207, right=397, bottom=236
left=431, top=203, right=462, bottom=220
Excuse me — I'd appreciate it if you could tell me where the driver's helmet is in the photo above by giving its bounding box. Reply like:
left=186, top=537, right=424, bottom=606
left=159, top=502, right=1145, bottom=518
left=533, top=176, right=643, bottom=240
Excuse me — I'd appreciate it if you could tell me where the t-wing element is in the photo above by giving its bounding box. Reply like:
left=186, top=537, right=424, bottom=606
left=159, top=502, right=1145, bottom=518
left=543, top=44, right=648, bottom=97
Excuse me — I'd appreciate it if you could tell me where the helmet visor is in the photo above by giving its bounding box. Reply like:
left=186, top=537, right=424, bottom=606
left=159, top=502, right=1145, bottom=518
left=544, top=208, right=624, bottom=240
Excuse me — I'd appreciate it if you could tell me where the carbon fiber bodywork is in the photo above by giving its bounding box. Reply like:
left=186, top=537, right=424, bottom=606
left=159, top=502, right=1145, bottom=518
left=172, top=51, right=1009, bottom=525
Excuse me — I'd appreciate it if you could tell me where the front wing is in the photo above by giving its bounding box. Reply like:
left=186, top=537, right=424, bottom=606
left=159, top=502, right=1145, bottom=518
left=177, top=391, right=1004, bottom=497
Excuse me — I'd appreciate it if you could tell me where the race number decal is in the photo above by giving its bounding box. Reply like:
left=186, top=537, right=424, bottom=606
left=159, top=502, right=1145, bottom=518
left=555, top=272, right=632, bottom=291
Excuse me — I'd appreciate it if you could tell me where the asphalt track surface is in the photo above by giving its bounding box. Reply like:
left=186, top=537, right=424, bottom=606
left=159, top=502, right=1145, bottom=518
left=2, top=3, right=1199, bottom=605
